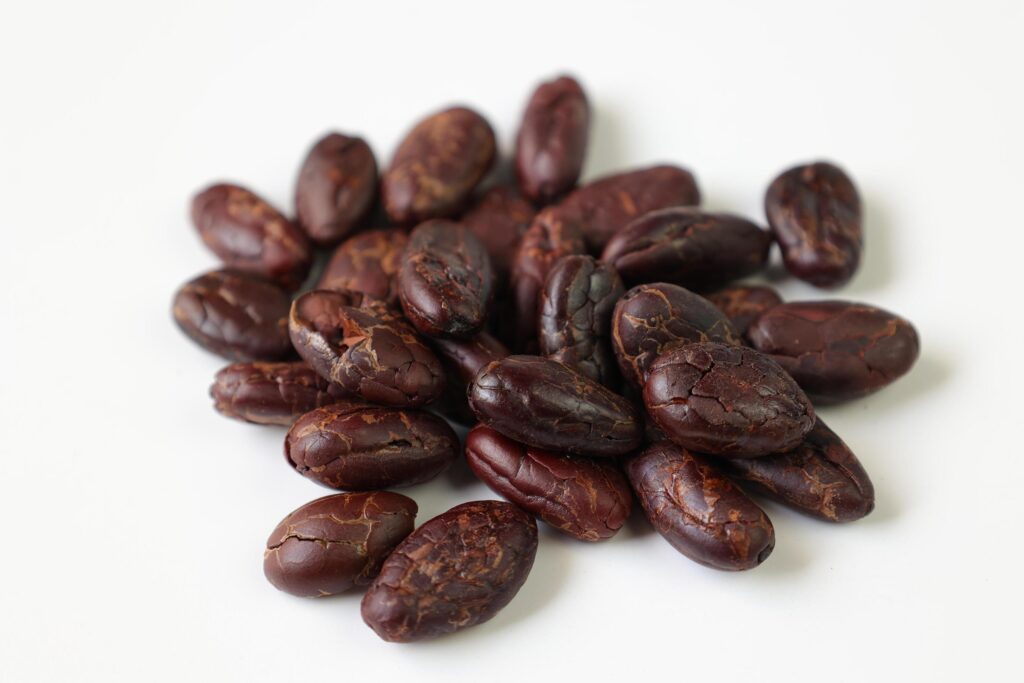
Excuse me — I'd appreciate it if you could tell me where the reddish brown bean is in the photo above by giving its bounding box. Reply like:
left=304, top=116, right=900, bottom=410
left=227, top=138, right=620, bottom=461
left=465, top=425, right=632, bottom=541
left=706, top=284, right=783, bottom=337
left=210, top=361, right=345, bottom=426
left=361, top=500, right=538, bottom=642
left=460, top=186, right=536, bottom=279
left=294, top=132, right=378, bottom=246
left=430, top=332, right=510, bottom=424
left=316, top=228, right=408, bottom=305
left=515, top=75, right=590, bottom=203
left=263, top=492, right=417, bottom=597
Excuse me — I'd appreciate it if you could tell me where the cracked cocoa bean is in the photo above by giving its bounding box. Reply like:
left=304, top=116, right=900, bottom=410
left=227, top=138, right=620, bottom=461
left=294, top=132, right=378, bottom=246
left=398, top=219, right=494, bottom=338
left=611, top=282, right=742, bottom=389
left=361, top=500, right=538, bottom=642
left=316, top=228, right=408, bottom=306
left=706, top=284, right=783, bottom=337
left=431, top=331, right=510, bottom=425
left=538, top=254, right=624, bottom=386
left=288, top=290, right=444, bottom=407
left=263, top=491, right=417, bottom=597
left=382, top=106, right=496, bottom=224
left=746, top=300, right=920, bottom=403
left=172, top=269, right=293, bottom=361
left=559, top=164, right=701, bottom=251
left=644, top=342, right=815, bottom=457
left=465, top=425, right=632, bottom=541
left=719, top=418, right=875, bottom=522
left=764, top=161, right=862, bottom=288
left=210, top=361, right=346, bottom=425
left=460, top=186, right=536, bottom=280
left=515, top=75, right=590, bottom=203
left=626, top=441, right=775, bottom=571
left=191, top=183, right=312, bottom=290
left=468, top=355, right=642, bottom=458
left=602, top=208, right=771, bottom=289
left=285, top=401, right=458, bottom=490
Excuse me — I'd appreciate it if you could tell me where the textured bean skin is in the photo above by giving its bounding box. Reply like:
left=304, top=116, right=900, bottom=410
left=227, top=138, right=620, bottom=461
left=611, top=283, right=742, bottom=389
left=191, top=183, right=312, bottom=290
left=559, top=165, right=701, bottom=251
left=460, top=186, right=536, bottom=279
left=285, top=402, right=458, bottom=490
left=398, top=220, right=494, bottom=338
left=747, top=301, right=920, bottom=403
left=294, top=132, right=378, bottom=246
left=765, top=161, right=862, bottom=287
left=468, top=355, right=642, bottom=458
left=510, top=206, right=586, bottom=350
left=719, top=419, right=875, bottom=522
left=465, top=425, right=632, bottom=541
left=538, top=255, right=624, bottom=386
left=645, top=342, right=815, bottom=457
left=515, top=75, right=590, bottom=203
left=361, top=501, right=538, bottom=642
left=602, top=208, right=771, bottom=289
left=210, top=362, right=345, bottom=425
left=264, top=492, right=417, bottom=597
left=706, top=285, right=783, bottom=336
left=431, top=332, right=510, bottom=424
left=382, top=107, right=496, bottom=225
left=288, top=290, right=445, bottom=407
left=626, top=442, right=775, bottom=571
left=172, top=269, right=293, bottom=361
left=316, top=229, right=408, bottom=305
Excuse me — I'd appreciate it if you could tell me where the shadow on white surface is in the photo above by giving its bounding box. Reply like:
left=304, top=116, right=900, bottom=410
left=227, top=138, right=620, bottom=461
left=845, top=191, right=896, bottom=296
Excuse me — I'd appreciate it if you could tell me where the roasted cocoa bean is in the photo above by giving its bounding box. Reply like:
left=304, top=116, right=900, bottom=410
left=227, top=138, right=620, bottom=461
left=294, top=132, right=378, bottom=246
left=316, top=228, right=408, bottom=305
left=515, top=75, right=590, bottom=203
left=431, top=332, right=510, bottom=424
left=460, top=186, right=536, bottom=280
left=706, top=284, right=783, bottom=336
left=210, top=361, right=345, bottom=425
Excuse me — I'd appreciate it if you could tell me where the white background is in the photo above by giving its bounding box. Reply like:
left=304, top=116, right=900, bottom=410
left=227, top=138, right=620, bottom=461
left=1, top=1, right=1022, bottom=681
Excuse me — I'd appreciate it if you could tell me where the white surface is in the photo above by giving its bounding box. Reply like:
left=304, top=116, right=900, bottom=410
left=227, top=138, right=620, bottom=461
left=1, top=1, right=1022, bottom=681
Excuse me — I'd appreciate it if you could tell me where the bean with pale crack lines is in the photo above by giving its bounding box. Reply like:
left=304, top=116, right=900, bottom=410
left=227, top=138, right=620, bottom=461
left=210, top=361, right=346, bottom=425
left=316, top=229, right=408, bottom=305
left=706, top=284, right=783, bottom=337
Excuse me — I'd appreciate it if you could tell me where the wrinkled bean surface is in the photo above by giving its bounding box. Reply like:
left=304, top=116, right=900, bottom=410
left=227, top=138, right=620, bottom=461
left=316, top=229, right=408, bottom=305
left=211, top=361, right=345, bottom=425
left=431, top=332, right=510, bottom=424
left=515, top=75, right=590, bottom=202
left=707, top=284, right=783, bottom=337
left=294, top=132, right=378, bottom=246
left=460, top=186, right=536, bottom=279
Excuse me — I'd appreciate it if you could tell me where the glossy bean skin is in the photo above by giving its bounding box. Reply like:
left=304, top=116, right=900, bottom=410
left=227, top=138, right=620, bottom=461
left=764, top=161, right=862, bottom=288
left=611, top=282, right=742, bottom=389
left=538, top=254, right=624, bottom=386
left=264, top=492, right=417, bottom=597
left=285, top=402, right=458, bottom=490
left=460, top=186, right=536, bottom=280
left=560, top=165, right=701, bottom=251
left=398, top=220, right=494, bottom=339
left=602, top=208, right=771, bottom=289
left=468, top=355, right=642, bottom=458
left=210, top=361, right=345, bottom=425
left=361, top=501, right=538, bottom=642
left=747, top=301, right=920, bottom=403
left=172, top=269, right=293, bottom=361
left=316, top=229, right=408, bottom=306
left=515, top=75, right=590, bottom=203
left=294, top=132, right=378, bottom=246
left=431, top=332, right=510, bottom=424
left=719, top=419, right=875, bottom=522
left=465, top=425, right=632, bottom=541
left=288, top=290, right=445, bottom=407
left=706, top=284, right=783, bottom=337
left=626, top=441, right=775, bottom=571
left=645, top=342, right=815, bottom=457
left=382, top=107, right=496, bottom=225
left=510, top=206, right=586, bottom=350
left=191, top=183, right=312, bottom=290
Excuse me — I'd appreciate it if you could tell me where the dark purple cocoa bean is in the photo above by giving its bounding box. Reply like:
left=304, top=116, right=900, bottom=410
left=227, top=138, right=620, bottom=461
left=514, top=75, right=590, bottom=203
left=263, top=491, right=417, bottom=597
left=465, top=425, right=632, bottom=541
left=460, top=186, right=536, bottom=280
left=361, top=500, right=538, bottom=642
left=430, top=332, right=510, bottom=425
left=644, top=342, right=815, bottom=457
left=560, top=165, right=701, bottom=252
left=611, top=282, right=742, bottom=389
left=626, top=441, right=774, bottom=571
left=172, top=269, right=293, bottom=361
left=706, top=284, right=783, bottom=337
left=398, top=219, right=494, bottom=338
left=316, top=228, right=408, bottom=305
left=285, top=402, right=458, bottom=490
left=746, top=301, right=920, bottom=403
left=288, top=290, right=444, bottom=407
left=538, top=254, right=624, bottom=386
left=210, top=361, right=345, bottom=425
left=719, top=419, right=875, bottom=522
left=468, top=355, right=642, bottom=458
left=382, top=106, right=496, bottom=225
left=191, top=183, right=312, bottom=290
left=764, top=161, right=862, bottom=288
left=294, top=132, right=378, bottom=246
left=601, top=208, right=771, bottom=289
